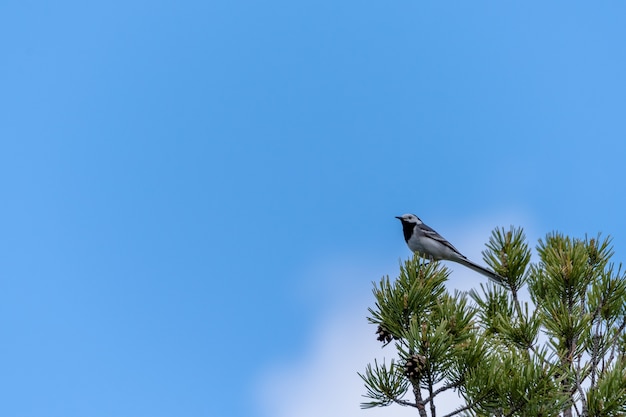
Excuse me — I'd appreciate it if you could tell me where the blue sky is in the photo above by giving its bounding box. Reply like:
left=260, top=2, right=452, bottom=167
left=2, top=2, right=626, bottom=416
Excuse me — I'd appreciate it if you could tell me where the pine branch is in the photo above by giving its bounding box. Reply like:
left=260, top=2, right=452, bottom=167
left=441, top=402, right=474, bottom=417
left=605, top=317, right=626, bottom=366
left=421, top=381, right=460, bottom=404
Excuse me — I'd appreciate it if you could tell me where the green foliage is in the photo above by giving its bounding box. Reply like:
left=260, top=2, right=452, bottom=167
left=368, top=259, right=449, bottom=342
left=586, top=361, right=626, bottom=416
left=483, top=226, right=531, bottom=293
left=460, top=347, right=567, bottom=417
left=358, top=359, right=410, bottom=408
left=361, top=227, right=626, bottom=417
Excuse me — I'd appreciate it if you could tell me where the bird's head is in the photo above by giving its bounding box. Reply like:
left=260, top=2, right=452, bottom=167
left=395, top=213, right=422, bottom=225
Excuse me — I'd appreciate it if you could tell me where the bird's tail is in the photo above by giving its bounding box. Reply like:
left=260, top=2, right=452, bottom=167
left=455, top=258, right=503, bottom=283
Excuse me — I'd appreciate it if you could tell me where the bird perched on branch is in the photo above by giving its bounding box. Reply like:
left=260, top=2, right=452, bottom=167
left=395, top=213, right=501, bottom=282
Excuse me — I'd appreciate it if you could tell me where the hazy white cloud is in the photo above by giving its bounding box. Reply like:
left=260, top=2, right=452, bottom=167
left=256, top=212, right=535, bottom=417
left=256, top=302, right=439, bottom=417
left=256, top=291, right=471, bottom=417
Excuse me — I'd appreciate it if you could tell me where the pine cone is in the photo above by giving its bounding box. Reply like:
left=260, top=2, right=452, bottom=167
left=404, top=354, right=426, bottom=379
left=376, top=325, right=393, bottom=344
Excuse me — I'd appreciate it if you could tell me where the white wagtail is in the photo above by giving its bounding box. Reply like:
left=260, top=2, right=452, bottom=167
left=396, top=213, right=501, bottom=282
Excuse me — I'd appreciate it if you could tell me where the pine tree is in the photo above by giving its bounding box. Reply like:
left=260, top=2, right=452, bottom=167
left=360, top=227, right=626, bottom=417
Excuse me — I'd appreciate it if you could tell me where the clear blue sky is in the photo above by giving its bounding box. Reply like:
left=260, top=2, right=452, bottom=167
left=2, top=2, right=626, bottom=417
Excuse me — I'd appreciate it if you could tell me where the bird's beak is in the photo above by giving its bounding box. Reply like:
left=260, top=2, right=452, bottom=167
left=395, top=216, right=402, bottom=220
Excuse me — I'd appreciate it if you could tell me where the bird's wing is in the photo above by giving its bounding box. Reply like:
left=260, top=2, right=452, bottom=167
left=418, top=223, right=464, bottom=256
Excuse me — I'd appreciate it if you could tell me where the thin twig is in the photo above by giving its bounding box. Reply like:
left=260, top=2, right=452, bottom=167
left=421, top=382, right=460, bottom=404
left=441, top=403, right=473, bottom=417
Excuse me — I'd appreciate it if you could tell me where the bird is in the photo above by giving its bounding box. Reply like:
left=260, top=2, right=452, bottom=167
left=395, top=213, right=501, bottom=282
